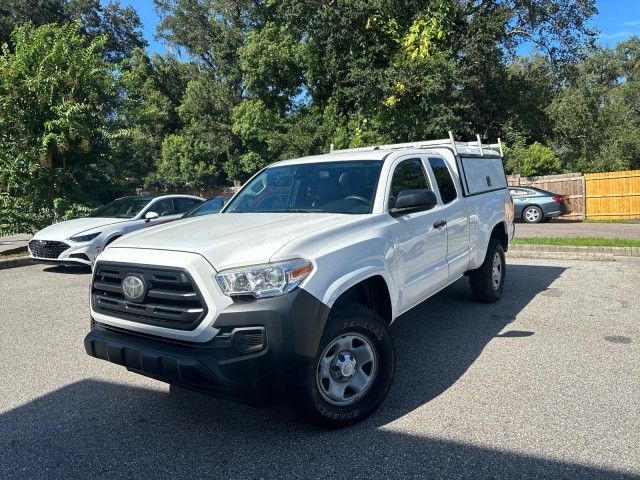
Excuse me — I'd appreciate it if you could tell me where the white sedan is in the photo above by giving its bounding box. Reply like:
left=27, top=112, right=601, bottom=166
left=28, top=194, right=204, bottom=267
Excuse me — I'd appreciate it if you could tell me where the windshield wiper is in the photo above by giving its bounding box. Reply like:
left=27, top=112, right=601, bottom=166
left=271, top=208, right=331, bottom=213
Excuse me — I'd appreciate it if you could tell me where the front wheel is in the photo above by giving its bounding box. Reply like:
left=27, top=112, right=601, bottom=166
left=469, top=238, right=506, bottom=303
left=293, top=304, right=395, bottom=428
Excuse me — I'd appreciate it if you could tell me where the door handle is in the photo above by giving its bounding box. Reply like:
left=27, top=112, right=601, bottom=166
left=433, top=219, right=447, bottom=229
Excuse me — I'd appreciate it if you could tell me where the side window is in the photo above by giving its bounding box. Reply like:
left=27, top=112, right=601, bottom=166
left=388, top=158, right=431, bottom=208
left=428, top=157, right=457, bottom=204
left=149, top=199, right=175, bottom=217
left=175, top=198, right=202, bottom=214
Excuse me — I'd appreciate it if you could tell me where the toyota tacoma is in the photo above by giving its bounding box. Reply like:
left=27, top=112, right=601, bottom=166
left=85, top=136, right=514, bottom=427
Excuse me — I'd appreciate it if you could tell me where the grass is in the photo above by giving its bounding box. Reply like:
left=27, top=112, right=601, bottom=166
left=583, top=218, right=638, bottom=224
left=0, top=246, right=28, bottom=258
left=513, top=236, right=640, bottom=248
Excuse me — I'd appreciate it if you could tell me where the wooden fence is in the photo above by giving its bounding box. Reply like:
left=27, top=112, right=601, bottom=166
left=507, top=173, right=585, bottom=219
left=507, top=170, right=640, bottom=220
left=585, top=170, right=640, bottom=220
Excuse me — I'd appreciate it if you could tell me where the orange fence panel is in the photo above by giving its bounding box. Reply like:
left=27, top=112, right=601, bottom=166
left=585, top=170, right=640, bottom=220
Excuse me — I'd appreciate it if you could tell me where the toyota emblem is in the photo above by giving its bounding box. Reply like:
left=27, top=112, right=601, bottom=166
left=122, top=274, right=146, bottom=302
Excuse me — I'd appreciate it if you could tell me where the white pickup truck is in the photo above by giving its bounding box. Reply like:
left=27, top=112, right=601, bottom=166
left=85, top=136, right=515, bottom=427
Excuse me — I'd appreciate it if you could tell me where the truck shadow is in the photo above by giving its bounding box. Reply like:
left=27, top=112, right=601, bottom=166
left=5, top=264, right=626, bottom=479
left=376, top=263, right=565, bottom=426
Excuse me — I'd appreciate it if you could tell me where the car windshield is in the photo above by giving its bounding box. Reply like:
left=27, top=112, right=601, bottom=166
left=89, top=197, right=152, bottom=219
left=184, top=197, right=225, bottom=218
left=224, top=161, right=383, bottom=214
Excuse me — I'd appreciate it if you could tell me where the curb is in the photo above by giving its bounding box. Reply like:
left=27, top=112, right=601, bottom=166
left=0, top=256, right=33, bottom=270
left=507, top=250, right=615, bottom=261
left=509, top=243, right=640, bottom=257
left=510, top=244, right=640, bottom=258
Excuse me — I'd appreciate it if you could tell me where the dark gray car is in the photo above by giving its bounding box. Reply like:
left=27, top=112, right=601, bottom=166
left=509, top=186, right=570, bottom=223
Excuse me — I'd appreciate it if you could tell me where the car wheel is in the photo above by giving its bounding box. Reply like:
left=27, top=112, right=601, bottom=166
left=469, top=238, right=506, bottom=303
left=523, top=206, right=543, bottom=223
left=294, top=303, right=395, bottom=428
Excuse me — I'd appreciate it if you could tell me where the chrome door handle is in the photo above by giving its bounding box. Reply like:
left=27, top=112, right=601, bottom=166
left=433, top=219, right=447, bottom=229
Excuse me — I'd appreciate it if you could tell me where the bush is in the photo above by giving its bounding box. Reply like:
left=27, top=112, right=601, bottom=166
left=505, top=142, right=563, bottom=177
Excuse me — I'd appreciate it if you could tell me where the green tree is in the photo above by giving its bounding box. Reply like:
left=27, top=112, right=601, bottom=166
left=149, top=72, right=231, bottom=188
left=0, top=22, right=116, bottom=233
left=0, top=0, right=146, bottom=63
left=548, top=39, right=640, bottom=172
left=505, top=141, right=563, bottom=176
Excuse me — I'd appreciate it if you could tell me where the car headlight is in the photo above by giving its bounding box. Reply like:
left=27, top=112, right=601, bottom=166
left=215, top=259, right=313, bottom=298
left=69, top=231, right=101, bottom=242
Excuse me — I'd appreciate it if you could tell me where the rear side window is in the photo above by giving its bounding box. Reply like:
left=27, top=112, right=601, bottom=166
left=149, top=199, right=175, bottom=217
left=175, top=198, right=202, bottom=214
left=389, top=158, right=431, bottom=208
left=428, top=157, right=457, bottom=204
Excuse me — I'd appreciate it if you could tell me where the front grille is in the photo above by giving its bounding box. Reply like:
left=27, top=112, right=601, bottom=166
left=91, top=263, right=207, bottom=330
left=29, top=240, right=69, bottom=259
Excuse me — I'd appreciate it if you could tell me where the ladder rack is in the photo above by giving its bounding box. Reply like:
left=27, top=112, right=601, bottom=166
left=329, top=131, right=504, bottom=158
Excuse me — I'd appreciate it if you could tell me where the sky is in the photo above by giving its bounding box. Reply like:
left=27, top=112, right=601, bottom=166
left=112, top=0, right=640, bottom=56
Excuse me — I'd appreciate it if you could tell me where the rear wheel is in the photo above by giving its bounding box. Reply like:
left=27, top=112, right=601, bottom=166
left=469, top=238, right=505, bottom=303
left=522, top=205, right=543, bottom=223
left=293, top=304, right=395, bottom=428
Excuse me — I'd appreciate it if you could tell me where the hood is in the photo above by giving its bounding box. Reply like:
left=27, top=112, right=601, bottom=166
left=32, top=217, right=130, bottom=241
left=110, top=213, right=357, bottom=271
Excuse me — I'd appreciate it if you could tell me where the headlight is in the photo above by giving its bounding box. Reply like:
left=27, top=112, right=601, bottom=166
left=69, top=231, right=101, bottom=242
left=215, top=259, right=313, bottom=298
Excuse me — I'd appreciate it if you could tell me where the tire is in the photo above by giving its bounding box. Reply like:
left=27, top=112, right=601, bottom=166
left=293, top=303, right=395, bottom=428
left=469, top=238, right=506, bottom=303
left=522, top=205, right=543, bottom=223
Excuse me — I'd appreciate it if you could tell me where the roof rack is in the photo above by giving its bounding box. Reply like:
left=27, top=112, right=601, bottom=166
left=329, top=131, right=504, bottom=158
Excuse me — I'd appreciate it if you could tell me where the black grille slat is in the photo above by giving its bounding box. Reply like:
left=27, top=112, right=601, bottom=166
left=91, top=263, right=207, bottom=331
left=93, top=281, right=122, bottom=294
left=146, top=289, right=198, bottom=301
left=29, top=240, right=69, bottom=259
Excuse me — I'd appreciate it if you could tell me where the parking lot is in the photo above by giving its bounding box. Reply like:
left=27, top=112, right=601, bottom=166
left=1, top=258, right=639, bottom=479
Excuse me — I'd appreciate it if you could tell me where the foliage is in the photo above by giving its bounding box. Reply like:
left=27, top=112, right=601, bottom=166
left=0, top=22, right=116, bottom=233
left=504, top=141, right=562, bottom=177
left=0, top=0, right=146, bottom=63
left=8, top=0, right=640, bottom=234
left=548, top=38, right=640, bottom=172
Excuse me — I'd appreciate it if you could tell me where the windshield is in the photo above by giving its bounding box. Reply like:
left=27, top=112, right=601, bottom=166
left=224, top=161, right=382, bottom=214
left=89, top=197, right=152, bottom=219
left=184, top=197, right=226, bottom=218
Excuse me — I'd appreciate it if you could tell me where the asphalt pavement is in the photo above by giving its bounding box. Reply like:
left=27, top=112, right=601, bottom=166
left=1, top=259, right=639, bottom=479
left=515, top=222, right=640, bottom=239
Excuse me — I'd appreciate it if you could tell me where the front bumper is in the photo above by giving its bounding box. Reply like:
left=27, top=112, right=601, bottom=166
left=29, top=240, right=97, bottom=266
left=31, top=257, right=91, bottom=267
left=85, top=288, right=330, bottom=404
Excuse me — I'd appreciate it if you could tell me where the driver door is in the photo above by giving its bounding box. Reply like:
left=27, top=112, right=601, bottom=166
left=386, top=156, right=449, bottom=313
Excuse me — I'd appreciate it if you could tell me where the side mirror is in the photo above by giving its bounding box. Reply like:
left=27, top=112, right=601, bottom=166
left=390, top=189, right=438, bottom=216
left=144, top=211, right=159, bottom=222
